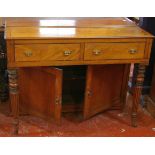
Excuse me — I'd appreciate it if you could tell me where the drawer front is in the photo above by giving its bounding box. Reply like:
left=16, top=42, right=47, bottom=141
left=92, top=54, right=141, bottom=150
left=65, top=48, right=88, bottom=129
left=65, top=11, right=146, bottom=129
left=84, top=43, right=145, bottom=60
left=15, top=44, right=81, bottom=61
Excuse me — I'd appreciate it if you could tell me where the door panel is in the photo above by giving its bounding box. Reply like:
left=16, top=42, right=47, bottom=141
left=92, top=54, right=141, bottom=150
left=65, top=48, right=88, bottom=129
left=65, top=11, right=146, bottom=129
left=84, top=65, right=125, bottom=119
left=19, top=67, right=63, bottom=124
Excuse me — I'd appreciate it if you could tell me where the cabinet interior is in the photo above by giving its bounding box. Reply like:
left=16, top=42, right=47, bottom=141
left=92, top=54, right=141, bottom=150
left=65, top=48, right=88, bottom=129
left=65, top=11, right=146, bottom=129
left=57, top=66, right=87, bottom=112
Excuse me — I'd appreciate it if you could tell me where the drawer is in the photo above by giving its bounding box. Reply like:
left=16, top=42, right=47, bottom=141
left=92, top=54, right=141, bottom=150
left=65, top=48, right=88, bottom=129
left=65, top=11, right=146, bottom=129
left=84, top=43, right=145, bottom=60
left=15, top=44, right=81, bottom=61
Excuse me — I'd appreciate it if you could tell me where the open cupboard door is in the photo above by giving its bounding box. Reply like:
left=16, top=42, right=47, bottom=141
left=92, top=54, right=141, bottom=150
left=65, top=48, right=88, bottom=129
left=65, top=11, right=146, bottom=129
left=83, top=65, right=124, bottom=119
left=43, top=67, right=63, bottom=124
left=19, top=67, right=63, bottom=124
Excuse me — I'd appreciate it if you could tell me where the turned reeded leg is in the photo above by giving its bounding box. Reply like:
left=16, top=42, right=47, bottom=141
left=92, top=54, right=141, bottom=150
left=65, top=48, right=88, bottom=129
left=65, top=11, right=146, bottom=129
left=8, top=68, right=19, bottom=135
left=131, top=64, right=146, bottom=127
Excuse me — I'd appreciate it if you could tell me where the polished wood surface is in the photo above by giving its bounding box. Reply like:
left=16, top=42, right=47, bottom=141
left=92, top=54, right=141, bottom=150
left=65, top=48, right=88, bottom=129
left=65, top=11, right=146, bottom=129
left=7, top=38, right=152, bottom=67
left=5, top=17, right=134, bottom=27
left=15, top=42, right=146, bottom=62
left=84, top=42, right=145, bottom=60
left=7, top=38, right=152, bottom=68
left=5, top=17, right=153, bottom=39
left=15, top=44, right=81, bottom=61
left=6, top=27, right=153, bottom=39
left=19, top=67, right=62, bottom=124
left=19, top=65, right=128, bottom=121
left=84, top=65, right=125, bottom=119
left=5, top=18, right=154, bottom=135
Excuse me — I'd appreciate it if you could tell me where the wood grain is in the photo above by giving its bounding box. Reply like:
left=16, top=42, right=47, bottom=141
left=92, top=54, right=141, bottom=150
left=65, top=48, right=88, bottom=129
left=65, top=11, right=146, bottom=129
left=5, top=17, right=134, bottom=27
left=5, top=18, right=154, bottom=132
left=8, top=68, right=19, bottom=135
left=7, top=59, right=150, bottom=68
left=132, top=64, right=146, bottom=127
left=84, top=65, right=125, bottom=119
left=84, top=42, right=145, bottom=60
left=15, top=44, right=81, bottom=61
left=19, top=67, right=63, bottom=124
left=5, top=26, right=154, bottom=40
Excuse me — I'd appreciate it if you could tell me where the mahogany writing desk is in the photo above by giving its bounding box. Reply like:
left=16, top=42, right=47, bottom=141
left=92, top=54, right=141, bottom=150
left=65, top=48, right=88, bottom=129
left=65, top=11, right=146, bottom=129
left=5, top=18, right=154, bottom=135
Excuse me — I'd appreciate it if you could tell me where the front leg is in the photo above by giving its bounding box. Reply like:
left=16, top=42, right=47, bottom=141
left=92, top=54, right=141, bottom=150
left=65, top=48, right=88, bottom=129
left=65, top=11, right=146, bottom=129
left=8, top=68, right=19, bottom=135
left=131, top=64, right=146, bottom=127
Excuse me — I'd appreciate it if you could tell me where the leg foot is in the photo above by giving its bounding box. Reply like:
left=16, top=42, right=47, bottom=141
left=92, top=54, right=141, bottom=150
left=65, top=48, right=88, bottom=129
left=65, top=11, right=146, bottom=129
left=8, top=68, right=19, bottom=136
left=131, top=113, right=137, bottom=127
left=12, top=119, right=19, bottom=135
left=131, top=64, right=145, bottom=127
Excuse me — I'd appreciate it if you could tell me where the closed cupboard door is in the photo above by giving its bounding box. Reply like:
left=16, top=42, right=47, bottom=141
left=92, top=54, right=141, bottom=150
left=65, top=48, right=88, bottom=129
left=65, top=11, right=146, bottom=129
left=19, top=67, right=63, bottom=124
left=83, top=65, right=124, bottom=119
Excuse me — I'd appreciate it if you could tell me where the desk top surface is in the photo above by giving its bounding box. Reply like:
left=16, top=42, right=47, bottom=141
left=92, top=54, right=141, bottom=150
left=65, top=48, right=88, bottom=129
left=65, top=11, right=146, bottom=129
left=5, top=17, right=154, bottom=39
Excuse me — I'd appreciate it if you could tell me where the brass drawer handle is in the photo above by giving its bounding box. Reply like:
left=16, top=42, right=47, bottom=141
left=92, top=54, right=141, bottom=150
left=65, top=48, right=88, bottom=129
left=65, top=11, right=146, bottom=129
left=93, top=49, right=101, bottom=55
left=64, top=50, right=72, bottom=56
left=129, top=49, right=137, bottom=54
left=24, top=51, right=33, bottom=57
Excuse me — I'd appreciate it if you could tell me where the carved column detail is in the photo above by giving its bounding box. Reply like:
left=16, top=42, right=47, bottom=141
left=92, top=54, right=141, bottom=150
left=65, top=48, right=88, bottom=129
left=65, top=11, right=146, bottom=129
left=132, top=64, right=146, bottom=127
left=8, top=68, right=19, bottom=135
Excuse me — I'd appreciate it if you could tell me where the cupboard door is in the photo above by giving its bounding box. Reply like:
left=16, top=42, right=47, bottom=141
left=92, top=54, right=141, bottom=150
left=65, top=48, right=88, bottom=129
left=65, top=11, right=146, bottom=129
left=43, top=67, right=63, bottom=124
left=84, top=65, right=124, bottom=119
left=19, top=67, right=63, bottom=124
